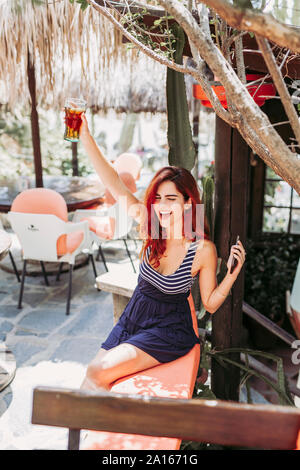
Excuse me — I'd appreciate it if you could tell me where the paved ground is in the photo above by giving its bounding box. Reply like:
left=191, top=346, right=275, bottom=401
left=0, top=230, right=141, bottom=450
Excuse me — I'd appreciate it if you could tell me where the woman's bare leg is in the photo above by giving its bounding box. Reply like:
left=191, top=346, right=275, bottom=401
left=80, top=343, right=161, bottom=391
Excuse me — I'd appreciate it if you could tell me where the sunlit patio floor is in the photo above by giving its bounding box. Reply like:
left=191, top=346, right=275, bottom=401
left=0, top=230, right=141, bottom=449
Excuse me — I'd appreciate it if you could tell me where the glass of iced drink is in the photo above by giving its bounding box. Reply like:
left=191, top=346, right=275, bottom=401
left=64, top=98, right=87, bottom=142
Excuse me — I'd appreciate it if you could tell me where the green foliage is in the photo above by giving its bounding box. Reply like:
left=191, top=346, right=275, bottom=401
left=208, top=347, right=294, bottom=406
left=181, top=343, right=295, bottom=450
left=0, top=108, right=95, bottom=179
left=233, top=0, right=254, bottom=8
left=69, top=0, right=89, bottom=10
left=166, top=24, right=196, bottom=171
left=120, top=10, right=176, bottom=60
left=244, top=233, right=299, bottom=323
left=180, top=339, right=295, bottom=450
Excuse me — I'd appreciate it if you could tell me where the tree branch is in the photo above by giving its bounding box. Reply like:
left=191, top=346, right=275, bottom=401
left=156, top=0, right=300, bottom=193
left=86, top=0, right=300, bottom=192
left=200, top=0, right=300, bottom=53
left=93, top=0, right=166, bottom=16
left=235, top=35, right=246, bottom=84
left=256, top=35, right=300, bottom=146
left=86, top=0, right=192, bottom=74
left=87, top=0, right=233, bottom=125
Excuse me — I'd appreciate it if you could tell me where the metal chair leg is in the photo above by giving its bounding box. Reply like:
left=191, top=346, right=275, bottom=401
left=89, top=253, right=98, bottom=278
left=123, top=239, right=136, bottom=273
left=40, top=261, right=49, bottom=286
left=56, top=262, right=64, bottom=282
left=97, top=245, right=109, bottom=272
left=18, top=259, right=27, bottom=309
left=66, top=264, right=73, bottom=316
left=9, top=251, right=20, bottom=282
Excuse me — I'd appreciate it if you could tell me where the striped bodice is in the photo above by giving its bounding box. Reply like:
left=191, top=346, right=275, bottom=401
left=139, top=240, right=201, bottom=294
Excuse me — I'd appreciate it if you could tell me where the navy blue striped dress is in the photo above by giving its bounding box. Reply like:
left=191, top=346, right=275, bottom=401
left=101, top=240, right=201, bottom=363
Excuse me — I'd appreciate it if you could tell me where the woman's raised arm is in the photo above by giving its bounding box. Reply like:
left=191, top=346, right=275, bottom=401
left=80, top=114, right=142, bottom=221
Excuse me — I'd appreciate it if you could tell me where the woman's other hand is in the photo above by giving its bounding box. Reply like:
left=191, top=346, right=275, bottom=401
left=226, top=239, right=246, bottom=276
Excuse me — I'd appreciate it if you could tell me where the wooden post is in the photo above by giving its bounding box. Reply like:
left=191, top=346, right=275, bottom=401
left=27, top=52, right=43, bottom=188
left=71, top=142, right=79, bottom=176
left=249, top=155, right=265, bottom=239
left=211, top=116, right=250, bottom=401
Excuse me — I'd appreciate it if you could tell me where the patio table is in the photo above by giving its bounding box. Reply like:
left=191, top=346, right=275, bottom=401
left=0, top=229, right=16, bottom=392
left=0, top=175, right=105, bottom=213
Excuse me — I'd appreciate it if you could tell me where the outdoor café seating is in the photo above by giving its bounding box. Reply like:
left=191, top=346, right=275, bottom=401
left=113, top=153, right=142, bottom=182
left=7, top=188, right=95, bottom=315
left=0, top=217, right=20, bottom=282
left=104, top=172, right=137, bottom=206
left=72, top=199, right=137, bottom=273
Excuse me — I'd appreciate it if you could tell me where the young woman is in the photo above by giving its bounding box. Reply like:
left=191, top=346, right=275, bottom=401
left=79, top=114, right=246, bottom=391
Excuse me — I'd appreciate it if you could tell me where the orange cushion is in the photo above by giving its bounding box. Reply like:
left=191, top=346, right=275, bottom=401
left=81, top=294, right=200, bottom=450
left=105, top=172, right=137, bottom=206
left=57, top=231, right=84, bottom=257
left=296, top=430, right=300, bottom=450
left=11, top=188, right=68, bottom=221
left=83, top=216, right=115, bottom=240
left=113, top=154, right=142, bottom=181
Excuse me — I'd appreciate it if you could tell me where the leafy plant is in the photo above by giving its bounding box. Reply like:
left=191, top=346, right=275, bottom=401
left=244, top=233, right=299, bottom=323
left=180, top=340, right=295, bottom=450
left=208, top=347, right=294, bottom=406
left=69, top=0, right=89, bottom=11
left=0, top=108, right=94, bottom=179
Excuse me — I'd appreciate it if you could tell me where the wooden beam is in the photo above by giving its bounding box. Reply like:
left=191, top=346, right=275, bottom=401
left=248, top=154, right=265, bottom=238
left=27, top=52, right=43, bottom=188
left=32, top=386, right=300, bottom=450
left=243, top=301, right=296, bottom=346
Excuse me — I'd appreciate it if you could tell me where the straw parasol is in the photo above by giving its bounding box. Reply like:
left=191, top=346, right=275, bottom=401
left=0, top=0, right=169, bottom=185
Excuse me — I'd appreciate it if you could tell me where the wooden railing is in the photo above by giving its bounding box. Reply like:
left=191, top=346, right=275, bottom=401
left=32, top=386, right=300, bottom=450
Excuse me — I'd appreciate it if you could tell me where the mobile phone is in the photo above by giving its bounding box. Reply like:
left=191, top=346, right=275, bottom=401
left=230, top=235, right=240, bottom=274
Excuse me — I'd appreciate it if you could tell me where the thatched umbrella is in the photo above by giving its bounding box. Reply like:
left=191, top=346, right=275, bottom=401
left=0, top=0, right=169, bottom=185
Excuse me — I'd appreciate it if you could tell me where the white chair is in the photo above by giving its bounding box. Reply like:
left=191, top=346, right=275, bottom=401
left=8, top=188, right=95, bottom=315
left=0, top=217, right=20, bottom=282
left=73, top=201, right=137, bottom=273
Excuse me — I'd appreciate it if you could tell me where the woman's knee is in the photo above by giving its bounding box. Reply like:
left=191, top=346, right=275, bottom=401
left=86, top=360, right=110, bottom=388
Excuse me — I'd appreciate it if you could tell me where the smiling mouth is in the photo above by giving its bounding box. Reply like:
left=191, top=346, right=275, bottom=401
left=159, top=211, right=173, bottom=217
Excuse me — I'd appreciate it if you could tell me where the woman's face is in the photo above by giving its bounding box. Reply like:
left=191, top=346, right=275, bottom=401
left=152, top=180, right=190, bottom=235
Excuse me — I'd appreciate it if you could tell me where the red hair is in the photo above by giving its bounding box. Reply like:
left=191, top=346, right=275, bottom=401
left=139, top=166, right=210, bottom=268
